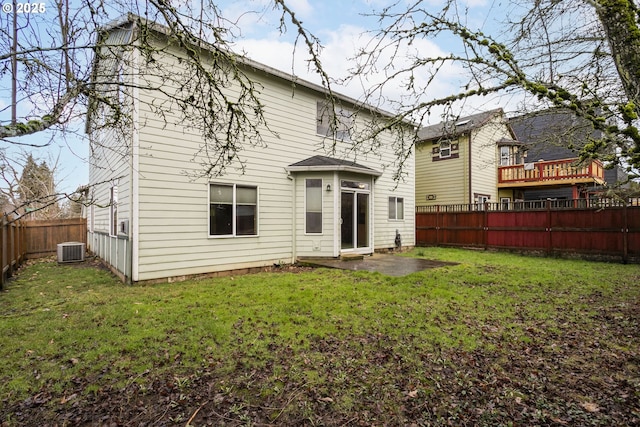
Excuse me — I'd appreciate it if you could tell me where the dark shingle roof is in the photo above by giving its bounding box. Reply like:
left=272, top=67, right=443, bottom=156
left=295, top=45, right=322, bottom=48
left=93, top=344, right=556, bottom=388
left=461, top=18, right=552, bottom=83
left=286, top=155, right=381, bottom=176
left=417, top=108, right=506, bottom=142
left=509, top=110, right=589, bottom=161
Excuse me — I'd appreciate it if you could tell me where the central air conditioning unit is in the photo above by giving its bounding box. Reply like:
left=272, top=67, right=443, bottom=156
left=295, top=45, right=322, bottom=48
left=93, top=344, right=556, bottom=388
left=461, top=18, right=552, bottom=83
left=57, top=242, right=86, bottom=263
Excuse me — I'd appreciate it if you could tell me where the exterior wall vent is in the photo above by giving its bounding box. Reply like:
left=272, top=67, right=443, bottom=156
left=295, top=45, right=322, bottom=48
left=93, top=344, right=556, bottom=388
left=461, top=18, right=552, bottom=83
left=57, top=242, right=86, bottom=263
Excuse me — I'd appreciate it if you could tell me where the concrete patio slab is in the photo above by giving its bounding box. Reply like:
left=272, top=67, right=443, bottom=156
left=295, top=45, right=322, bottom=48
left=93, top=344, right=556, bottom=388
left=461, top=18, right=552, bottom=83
left=300, top=253, right=457, bottom=277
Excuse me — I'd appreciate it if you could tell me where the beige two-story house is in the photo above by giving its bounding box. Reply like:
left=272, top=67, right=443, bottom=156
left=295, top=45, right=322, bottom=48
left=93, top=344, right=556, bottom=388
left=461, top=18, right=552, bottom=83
left=85, top=15, right=415, bottom=283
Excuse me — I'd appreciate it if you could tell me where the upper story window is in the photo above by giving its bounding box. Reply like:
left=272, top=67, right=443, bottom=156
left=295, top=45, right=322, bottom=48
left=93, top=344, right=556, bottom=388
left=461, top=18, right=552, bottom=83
left=439, top=141, right=451, bottom=158
left=500, top=146, right=511, bottom=166
left=209, top=183, right=258, bottom=237
left=317, top=101, right=354, bottom=141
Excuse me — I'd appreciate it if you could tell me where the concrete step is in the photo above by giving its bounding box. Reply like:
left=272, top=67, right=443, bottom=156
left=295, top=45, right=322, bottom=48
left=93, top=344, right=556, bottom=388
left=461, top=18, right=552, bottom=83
left=340, top=254, right=364, bottom=261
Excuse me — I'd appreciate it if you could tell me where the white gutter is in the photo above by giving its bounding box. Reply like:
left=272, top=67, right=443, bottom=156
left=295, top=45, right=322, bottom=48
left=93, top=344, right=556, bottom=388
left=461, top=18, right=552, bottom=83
left=285, top=165, right=382, bottom=177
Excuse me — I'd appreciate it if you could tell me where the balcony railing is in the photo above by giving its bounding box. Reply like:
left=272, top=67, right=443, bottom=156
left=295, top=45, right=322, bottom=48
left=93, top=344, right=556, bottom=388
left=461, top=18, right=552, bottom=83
left=498, top=158, right=605, bottom=187
left=416, top=197, right=640, bottom=213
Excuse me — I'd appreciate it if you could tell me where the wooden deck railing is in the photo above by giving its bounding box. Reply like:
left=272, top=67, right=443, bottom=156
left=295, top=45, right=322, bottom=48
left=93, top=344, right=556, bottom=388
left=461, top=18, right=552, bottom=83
left=498, top=158, right=604, bottom=185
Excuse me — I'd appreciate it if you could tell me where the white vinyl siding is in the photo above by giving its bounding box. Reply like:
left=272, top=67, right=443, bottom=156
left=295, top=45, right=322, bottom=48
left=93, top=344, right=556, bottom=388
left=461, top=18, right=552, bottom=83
left=89, top=36, right=415, bottom=282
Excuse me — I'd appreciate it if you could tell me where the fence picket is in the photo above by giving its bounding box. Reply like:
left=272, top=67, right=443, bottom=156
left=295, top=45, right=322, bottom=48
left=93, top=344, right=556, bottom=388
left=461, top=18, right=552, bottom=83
left=0, top=217, right=87, bottom=289
left=416, top=199, right=640, bottom=262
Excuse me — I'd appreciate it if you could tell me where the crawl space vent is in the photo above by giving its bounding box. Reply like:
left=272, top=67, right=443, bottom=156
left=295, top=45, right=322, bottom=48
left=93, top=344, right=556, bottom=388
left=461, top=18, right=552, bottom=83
left=57, top=242, right=85, bottom=263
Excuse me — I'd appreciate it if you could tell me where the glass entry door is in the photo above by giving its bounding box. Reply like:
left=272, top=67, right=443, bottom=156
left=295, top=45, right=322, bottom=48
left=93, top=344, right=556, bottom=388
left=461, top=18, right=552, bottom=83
left=340, top=180, right=370, bottom=251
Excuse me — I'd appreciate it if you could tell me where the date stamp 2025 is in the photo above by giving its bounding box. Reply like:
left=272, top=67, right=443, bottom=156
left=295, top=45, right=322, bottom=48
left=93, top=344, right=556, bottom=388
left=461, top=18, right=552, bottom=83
left=2, top=2, right=47, bottom=14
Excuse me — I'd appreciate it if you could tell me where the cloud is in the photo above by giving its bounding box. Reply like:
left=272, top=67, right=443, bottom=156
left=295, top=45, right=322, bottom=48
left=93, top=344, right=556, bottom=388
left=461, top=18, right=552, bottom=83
left=284, top=0, right=313, bottom=18
left=234, top=21, right=477, bottom=123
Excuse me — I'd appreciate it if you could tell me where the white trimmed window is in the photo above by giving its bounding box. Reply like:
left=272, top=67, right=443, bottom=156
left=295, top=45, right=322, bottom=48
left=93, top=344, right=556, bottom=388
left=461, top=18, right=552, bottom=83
left=500, top=146, right=511, bottom=166
left=109, top=186, right=118, bottom=237
left=439, top=141, right=451, bottom=158
left=388, top=196, right=404, bottom=220
left=209, top=184, right=258, bottom=237
left=305, top=179, right=323, bottom=234
left=501, top=197, right=511, bottom=210
left=316, top=101, right=353, bottom=141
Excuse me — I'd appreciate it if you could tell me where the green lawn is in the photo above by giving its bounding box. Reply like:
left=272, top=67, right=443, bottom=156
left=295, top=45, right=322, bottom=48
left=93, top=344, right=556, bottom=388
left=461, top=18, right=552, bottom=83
left=1, top=248, right=639, bottom=425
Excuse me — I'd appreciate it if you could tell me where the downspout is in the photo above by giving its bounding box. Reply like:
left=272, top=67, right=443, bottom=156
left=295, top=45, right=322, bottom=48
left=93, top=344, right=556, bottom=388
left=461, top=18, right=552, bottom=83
left=290, top=173, right=296, bottom=265
left=131, top=31, right=140, bottom=283
left=333, top=172, right=339, bottom=257
left=468, top=132, right=473, bottom=204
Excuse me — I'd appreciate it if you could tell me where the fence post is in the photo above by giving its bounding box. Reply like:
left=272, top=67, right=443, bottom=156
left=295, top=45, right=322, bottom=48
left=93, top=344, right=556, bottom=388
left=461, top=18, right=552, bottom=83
left=436, top=205, right=440, bottom=246
left=546, top=199, right=552, bottom=255
left=483, top=203, right=489, bottom=249
left=8, top=218, right=14, bottom=278
left=623, top=203, right=629, bottom=264
left=0, top=215, right=4, bottom=291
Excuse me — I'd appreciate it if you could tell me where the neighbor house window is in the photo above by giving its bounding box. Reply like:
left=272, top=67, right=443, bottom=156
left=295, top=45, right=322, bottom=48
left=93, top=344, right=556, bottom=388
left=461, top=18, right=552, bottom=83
left=476, top=194, right=490, bottom=210
left=501, top=197, right=511, bottom=210
left=500, top=146, right=511, bottom=166
left=110, top=186, right=118, bottom=237
left=439, top=141, right=451, bottom=158
left=305, top=179, right=323, bottom=234
left=209, top=184, right=257, bottom=237
left=317, top=101, right=353, bottom=141
left=388, top=196, right=404, bottom=220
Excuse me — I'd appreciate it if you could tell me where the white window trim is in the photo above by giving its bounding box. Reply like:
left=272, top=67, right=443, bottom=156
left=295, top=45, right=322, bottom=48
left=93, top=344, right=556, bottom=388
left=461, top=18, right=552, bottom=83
left=208, top=183, right=259, bottom=238
left=109, top=186, right=118, bottom=237
left=440, top=141, right=451, bottom=158
left=316, top=101, right=354, bottom=141
left=388, top=196, right=405, bottom=221
left=500, top=197, right=511, bottom=210
left=305, top=178, right=323, bottom=235
left=500, top=146, right=511, bottom=166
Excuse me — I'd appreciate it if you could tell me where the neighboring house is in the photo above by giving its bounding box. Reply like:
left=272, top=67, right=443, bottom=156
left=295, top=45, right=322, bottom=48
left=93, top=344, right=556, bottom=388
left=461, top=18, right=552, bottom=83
left=86, top=16, right=415, bottom=283
left=415, top=108, right=521, bottom=207
left=416, top=107, right=613, bottom=210
left=510, top=109, right=626, bottom=201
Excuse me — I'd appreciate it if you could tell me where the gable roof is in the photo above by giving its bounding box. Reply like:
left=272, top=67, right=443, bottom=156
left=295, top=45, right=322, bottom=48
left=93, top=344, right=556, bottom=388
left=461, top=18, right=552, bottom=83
left=95, top=14, right=407, bottom=124
left=417, top=108, right=507, bottom=142
left=509, top=110, right=590, bottom=161
left=286, top=155, right=382, bottom=176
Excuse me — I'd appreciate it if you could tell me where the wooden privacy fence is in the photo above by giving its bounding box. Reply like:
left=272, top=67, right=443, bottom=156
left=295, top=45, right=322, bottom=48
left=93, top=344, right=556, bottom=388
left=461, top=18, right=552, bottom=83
left=24, top=218, right=87, bottom=259
left=1, top=216, right=26, bottom=290
left=1, top=217, right=87, bottom=290
left=416, top=199, right=640, bottom=263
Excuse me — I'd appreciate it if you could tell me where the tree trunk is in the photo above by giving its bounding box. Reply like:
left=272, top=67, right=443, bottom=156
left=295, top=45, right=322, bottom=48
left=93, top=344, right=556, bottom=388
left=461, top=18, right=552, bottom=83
left=596, top=0, right=640, bottom=115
